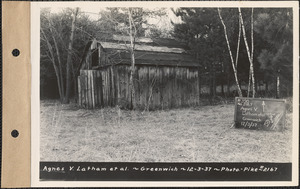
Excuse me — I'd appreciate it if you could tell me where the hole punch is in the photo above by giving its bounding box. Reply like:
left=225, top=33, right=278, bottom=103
left=11, top=130, right=19, bottom=138
left=12, top=49, right=20, bottom=57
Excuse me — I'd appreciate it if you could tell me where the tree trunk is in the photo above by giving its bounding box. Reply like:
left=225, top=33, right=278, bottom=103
left=71, top=61, right=78, bottom=103
left=227, top=66, right=230, bottom=97
left=247, top=70, right=251, bottom=97
left=247, top=8, right=254, bottom=98
left=213, top=63, right=216, bottom=98
left=48, top=20, right=65, bottom=98
left=64, top=8, right=79, bottom=104
left=198, top=68, right=201, bottom=100
left=218, top=8, right=243, bottom=97
left=239, top=7, right=256, bottom=98
left=276, top=70, right=280, bottom=98
left=209, top=64, right=213, bottom=98
left=235, top=14, right=241, bottom=67
left=221, top=83, right=224, bottom=97
left=41, top=28, right=63, bottom=101
left=128, top=9, right=136, bottom=109
left=221, top=62, right=225, bottom=97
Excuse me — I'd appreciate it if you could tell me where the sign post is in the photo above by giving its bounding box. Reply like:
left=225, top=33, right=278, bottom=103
left=234, top=97, right=286, bottom=131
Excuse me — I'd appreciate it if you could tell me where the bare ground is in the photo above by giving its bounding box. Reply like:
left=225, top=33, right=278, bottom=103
left=40, top=100, right=293, bottom=162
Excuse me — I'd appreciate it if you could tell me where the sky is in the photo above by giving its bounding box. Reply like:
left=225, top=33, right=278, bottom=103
left=49, top=6, right=180, bottom=21
left=48, top=6, right=182, bottom=34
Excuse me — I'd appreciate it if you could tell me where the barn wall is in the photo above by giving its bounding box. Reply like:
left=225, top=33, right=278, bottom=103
left=78, top=65, right=200, bottom=109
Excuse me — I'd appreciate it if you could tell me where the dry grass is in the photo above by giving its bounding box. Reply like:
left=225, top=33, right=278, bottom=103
left=40, top=100, right=292, bottom=162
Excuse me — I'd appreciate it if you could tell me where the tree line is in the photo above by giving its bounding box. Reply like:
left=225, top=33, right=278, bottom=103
left=40, top=7, right=293, bottom=103
left=172, top=8, right=292, bottom=99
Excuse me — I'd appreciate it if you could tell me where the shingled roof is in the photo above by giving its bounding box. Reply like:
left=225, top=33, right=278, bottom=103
left=88, top=35, right=199, bottom=68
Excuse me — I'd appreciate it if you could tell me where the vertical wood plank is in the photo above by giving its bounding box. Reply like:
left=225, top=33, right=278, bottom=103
left=106, top=68, right=109, bottom=106
left=160, top=68, right=164, bottom=110
left=103, top=70, right=106, bottom=106
left=87, top=71, right=91, bottom=108
left=138, top=67, right=144, bottom=108
left=95, top=71, right=98, bottom=107
left=95, top=70, right=101, bottom=107
left=115, top=67, right=119, bottom=105
left=190, top=69, right=194, bottom=105
left=94, top=70, right=98, bottom=107
left=133, top=66, right=139, bottom=108
left=90, top=70, right=93, bottom=108
left=91, top=71, right=95, bottom=108
left=183, top=68, right=187, bottom=107
left=168, top=67, right=172, bottom=109
left=119, top=66, right=124, bottom=105
left=98, top=46, right=101, bottom=66
left=104, top=70, right=107, bottom=106
left=187, top=68, right=190, bottom=106
left=81, top=71, right=85, bottom=108
left=178, top=68, right=181, bottom=107
left=109, top=68, right=112, bottom=106
left=99, top=71, right=104, bottom=107
left=88, top=71, right=91, bottom=108
left=180, top=68, right=185, bottom=107
left=111, top=66, right=115, bottom=106
left=155, top=67, right=159, bottom=109
left=126, top=66, right=129, bottom=104
left=84, top=71, right=88, bottom=108
left=175, top=67, right=179, bottom=108
left=96, top=70, right=99, bottom=107
left=78, top=76, right=81, bottom=106
left=85, top=70, right=89, bottom=108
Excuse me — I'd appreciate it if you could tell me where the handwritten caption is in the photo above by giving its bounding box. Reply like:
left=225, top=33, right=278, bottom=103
left=236, top=98, right=285, bottom=130
left=42, top=165, right=278, bottom=173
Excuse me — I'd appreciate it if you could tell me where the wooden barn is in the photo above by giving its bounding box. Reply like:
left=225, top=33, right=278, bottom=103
left=77, top=35, right=201, bottom=109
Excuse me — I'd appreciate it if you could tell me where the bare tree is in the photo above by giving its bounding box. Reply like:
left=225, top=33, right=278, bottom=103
left=41, top=8, right=79, bottom=103
left=41, top=28, right=64, bottom=101
left=100, top=8, right=161, bottom=109
left=247, top=8, right=254, bottom=97
left=64, top=8, right=79, bottom=103
left=128, top=8, right=137, bottom=109
left=239, top=7, right=256, bottom=98
left=235, top=12, right=242, bottom=68
left=218, top=8, right=243, bottom=97
left=47, top=18, right=65, bottom=99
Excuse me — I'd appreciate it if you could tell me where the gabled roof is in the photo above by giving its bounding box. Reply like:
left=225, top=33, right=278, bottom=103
left=106, top=49, right=199, bottom=67
left=107, top=35, right=190, bottom=49
left=100, top=42, right=186, bottom=54
left=86, top=36, right=199, bottom=68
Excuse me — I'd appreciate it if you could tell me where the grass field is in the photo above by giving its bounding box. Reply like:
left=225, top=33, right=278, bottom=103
left=40, top=100, right=293, bottom=162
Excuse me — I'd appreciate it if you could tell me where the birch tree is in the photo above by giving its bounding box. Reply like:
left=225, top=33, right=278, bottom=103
left=238, top=7, right=256, bottom=98
left=218, top=8, right=243, bottom=97
left=247, top=8, right=254, bottom=97
left=235, top=12, right=242, bottom=68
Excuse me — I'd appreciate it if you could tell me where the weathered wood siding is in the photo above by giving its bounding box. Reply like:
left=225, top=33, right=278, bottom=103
left=78, top=65, right=200, bottom=109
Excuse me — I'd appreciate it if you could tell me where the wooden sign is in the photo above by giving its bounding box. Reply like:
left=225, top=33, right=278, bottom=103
left=234, top=97, right=286, bottom=131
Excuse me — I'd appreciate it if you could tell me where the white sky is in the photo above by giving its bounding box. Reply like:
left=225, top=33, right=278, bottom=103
left=50, top=6, right=179, bottom=21
left=48, top=6, right=181, bottom=32
left=50, top=6, right=104, bottom=20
